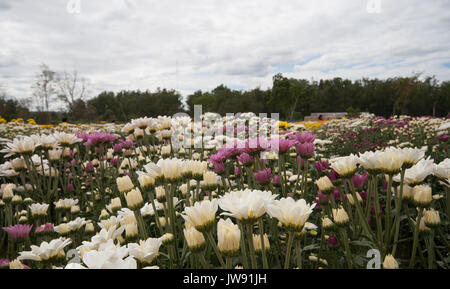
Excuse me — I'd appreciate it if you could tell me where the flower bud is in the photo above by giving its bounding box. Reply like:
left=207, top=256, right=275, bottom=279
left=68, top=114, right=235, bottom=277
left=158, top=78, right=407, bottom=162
left=125, top=223, right=139, bottom=240
left=161, top=233, right=174, bottom=245
left=423, top=208, right=440, bottom=228
left=11, top=195, right=23, bottom=205
left=110, top=197, right=122, bottom=212
left=217, top=218, right=241, bottom=256
left=413, top=185, right=432, bottom=207
left=99, top=209, right=110, bottom=220
left=9, top=259, right=25, bottom=269
left=322, top=217, right=334, bottom=230
left=382, top=254, right=399, bottom=269
left=332, top=207, right=349, bottom=226
left=116, top=175, right=134, bottom=193
left=315, top=176, right=333, bottom=194
left=155, top=186, right=166, bottom=203
left=184, top=226, right=206, bottom=253
left=346, top=192, right=362, bottom=205
left=252, top=234, right=270, bottom=254
left=70, top=205, right=80, bottom=215
left=85, top=222, right=95, bottom=233
left=138, top=174, right=155, bottom=190
left=125, top=188, right=144, bottom=210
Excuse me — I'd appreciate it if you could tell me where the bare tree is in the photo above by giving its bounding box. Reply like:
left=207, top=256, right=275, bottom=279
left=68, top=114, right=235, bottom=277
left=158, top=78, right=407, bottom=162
left=32, top=64, right=56, bottom=111
left=56, top=70, right=88, bottom=111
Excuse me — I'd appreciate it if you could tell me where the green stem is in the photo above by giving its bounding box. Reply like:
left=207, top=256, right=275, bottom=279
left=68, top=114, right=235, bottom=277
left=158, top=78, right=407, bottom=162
left=384, top=174, right=393, bottom=250
left=198, top=253, right=209, bottom=269
left=258, top=218, right=269, bottom=269
left=391, top=168, right=406, bottom=256
left=295, top=239, right=302, bottom=269
left=409, top=208, right=423, bottom=268
left=428, top=230, right=435, bottom=269
left=238, top=221, right=249, bottom=269
left=284, top=231, right=294, bottom=269
left=205, top=230, right=225, bottom=267
left=348, top=179, right=376, bottom=244
left=339, top=228, right=353, bottom=268
left=246, top=223, right=258, bottom=269
left=226, top=256, right=232, bottom=269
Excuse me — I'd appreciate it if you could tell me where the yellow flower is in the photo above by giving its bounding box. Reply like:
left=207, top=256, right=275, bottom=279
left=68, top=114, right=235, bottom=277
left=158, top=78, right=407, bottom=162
left=27, top=118, right=37, bottom=125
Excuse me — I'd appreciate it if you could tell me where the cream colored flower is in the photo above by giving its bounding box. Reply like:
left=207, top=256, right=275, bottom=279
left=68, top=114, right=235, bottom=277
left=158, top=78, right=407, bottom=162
left=332, top=207, right=349, bottom=226
left=413, top=184, right=432, bottom=207
left=116, top=175, right=134, bottom=193
left=315, top=176, right=333, bottom=193
left=265, top=197, right=316, bottom=231
left=125, top=188, right=144, bottom=210
left=219, top=189, right=277, bottom=223
left=184, top=225, right=206, bottom=252
left=383, top=254, right=399, bottom=269
left=330, top=154, right=358, bottom=178
left=217, top=218, right=240, bottom=256
left=182, top=199, right=218, bottom=232
left=252, top=234, right=270, bottom=253
left=128, top=237, right=162, bottom=264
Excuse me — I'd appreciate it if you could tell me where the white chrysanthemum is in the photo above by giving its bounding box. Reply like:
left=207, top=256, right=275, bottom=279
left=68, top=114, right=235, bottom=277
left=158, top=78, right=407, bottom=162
left=18, top=237, right=72, bottom=261
left=128, top=237, right=162, bottom=265
left=182, top=199, right=218, bottom=232
left=433, top=158, right=450, bottom=180
left=330, top=154, right=359, bottom=178
left=219, top=189, right=278, bottom=222
left=217, top=218, right=240, bottom=256
left=265, top=197, right=316, bottom=231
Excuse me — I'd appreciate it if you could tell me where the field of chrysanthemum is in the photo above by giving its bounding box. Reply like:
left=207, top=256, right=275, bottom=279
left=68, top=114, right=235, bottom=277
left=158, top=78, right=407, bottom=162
left=0, top=113, right=448, bottom=269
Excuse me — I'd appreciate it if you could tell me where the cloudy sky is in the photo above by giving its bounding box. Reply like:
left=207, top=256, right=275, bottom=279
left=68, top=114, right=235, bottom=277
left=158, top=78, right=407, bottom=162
left=0, top=0, right=449, bottom=109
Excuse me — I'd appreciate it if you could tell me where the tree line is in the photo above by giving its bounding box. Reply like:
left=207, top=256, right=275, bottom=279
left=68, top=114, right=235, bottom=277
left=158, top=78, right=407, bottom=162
left=1, top=71, right=449, bottom=123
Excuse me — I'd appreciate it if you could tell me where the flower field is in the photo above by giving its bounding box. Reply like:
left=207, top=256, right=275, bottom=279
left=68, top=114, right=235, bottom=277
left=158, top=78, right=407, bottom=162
left=0, top=113, right=449, bottom=269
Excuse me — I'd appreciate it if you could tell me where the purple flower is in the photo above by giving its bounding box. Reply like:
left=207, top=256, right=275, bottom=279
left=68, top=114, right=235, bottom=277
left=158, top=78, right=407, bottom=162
left=328, top=169, right=340, bottom=183
left=317, top=191, right=329, bottom=205
left=296, top=156, right=306, bottom=168
left=272, top=138, right=295, bottom=153
left=35, top=223, right=54, bottom=233
left=85, top=162, right=94, bottom=172
left=213, top=162, right=226, bottom=174
left=110, top=158, right=119, bottom=166
left=437, top=135, right=449, bottom=142
left=113, top=143, right=123, bottom=153
left=314, top=160, right=329, bottom=174
left=352, top=172, right=368, bottom=189
left=254, top=168, right=272, bottom=185
left=0, top=259, right=10, bottom=267
left=272, top=175, right=281, bottom=185
left=242, top=137, right=270, bottom=155
left=289, top=131, right=316, bottom=144
left=328, top=235, right=339, bottom=247
left=332, top=187, right=342, bottom=201
left=84, top=132, right=119, bottom=147
left=3, top=224, right=33, bottom=240
left=287, top=193, right=294, bottom=198
left=359, top=190, right=368, bottom=201
left=67, top=184, right=75, bottom=192
left=296, top=142, right=314, bottom=158
left=234, top=166, right=241, bottom=176
left=237, top=152, right=254, bottom=166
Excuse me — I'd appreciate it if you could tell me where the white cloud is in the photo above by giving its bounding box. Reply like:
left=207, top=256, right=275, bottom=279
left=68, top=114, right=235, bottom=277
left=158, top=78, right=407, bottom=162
left=0, top=0, right=449, bottom=109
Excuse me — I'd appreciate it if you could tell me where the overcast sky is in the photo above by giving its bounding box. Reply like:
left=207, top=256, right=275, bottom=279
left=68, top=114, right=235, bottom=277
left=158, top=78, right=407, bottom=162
left=0, top=0, right=449, bottom=109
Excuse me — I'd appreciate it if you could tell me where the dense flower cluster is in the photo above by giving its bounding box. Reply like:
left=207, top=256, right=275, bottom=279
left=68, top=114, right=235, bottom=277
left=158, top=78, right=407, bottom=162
left=0, top=113, right=448, bottom=269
